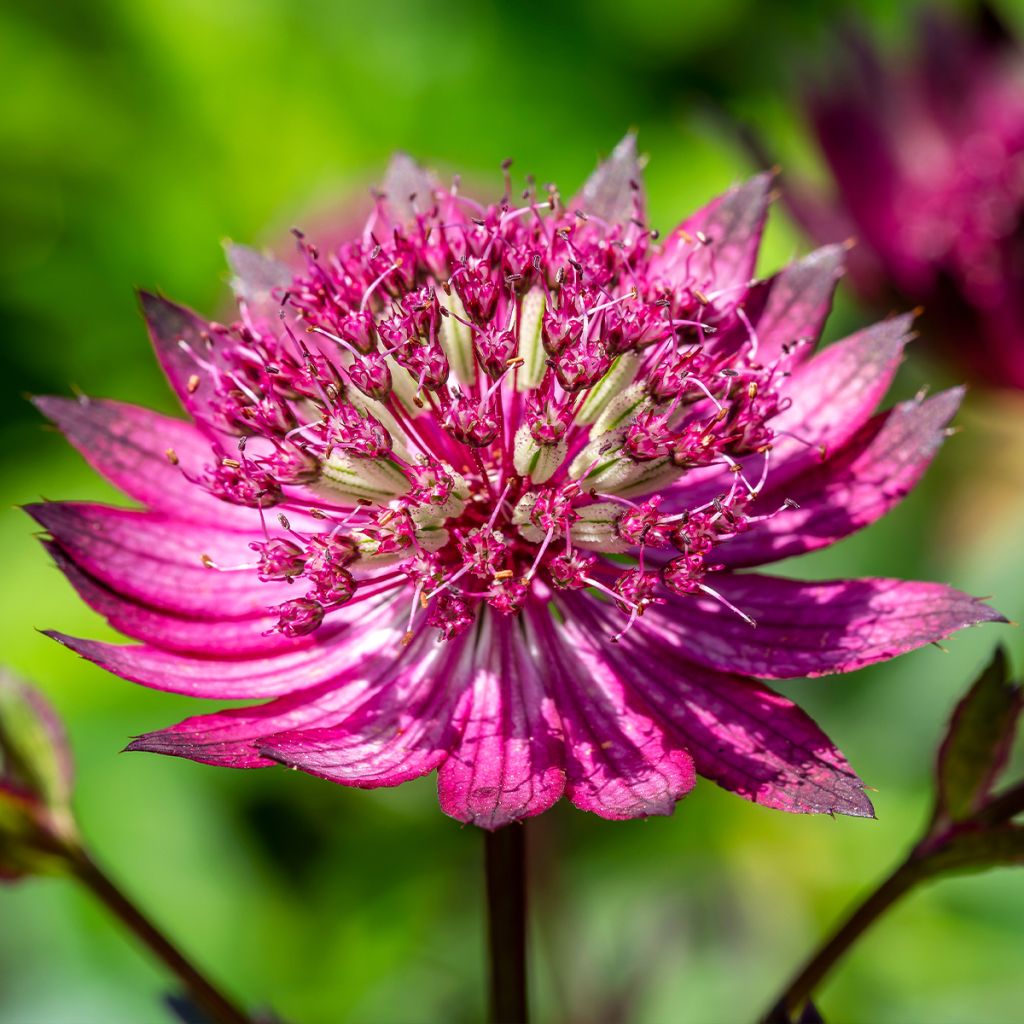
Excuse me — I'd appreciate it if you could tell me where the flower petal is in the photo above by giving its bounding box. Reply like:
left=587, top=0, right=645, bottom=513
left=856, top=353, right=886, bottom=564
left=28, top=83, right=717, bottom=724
left=260, top=629, right=472, bottom=787
left=769, top=314, right=912, bottom=483
left=140, top=292, right=240, bottom=430
left=529, top=606, right=695, bottom=820
left=126, top=626, right=444, bottom=766
left=644, top=574, right=1004, bottom=680
left=44, top=597, right=402, bottom=697
left=656, top=174, right=772, bottom=299
left=720, top=388, right=963, bottom=567
left=567, top=601, right=872, bottom=815
left=574, top=132, right=644, bottom=226
left=380, top=152, right=438, bottom=226
left=748, top=244, right=846, bottom=361
left=34, top=396, right=254, bottom=529
left=47, top=544, right=302, bottom=656
left=28, top=502, right=298, bottom=617
left=437, top=616, right=565, bottom=829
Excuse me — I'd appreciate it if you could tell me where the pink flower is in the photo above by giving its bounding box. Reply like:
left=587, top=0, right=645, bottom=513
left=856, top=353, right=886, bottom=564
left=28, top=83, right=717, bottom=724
left=31, top=138, right=1002, bottom=828
left=793, top=8, right=1024, bottom=389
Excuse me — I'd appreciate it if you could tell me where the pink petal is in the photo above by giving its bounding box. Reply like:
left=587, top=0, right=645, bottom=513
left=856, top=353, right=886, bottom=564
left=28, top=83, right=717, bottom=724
left=34, top=396, right=254, bottom=529
left=748, top=244, right=846, bottom=361
left=529, top=606, right=696, bottom=820
left=573, top=132, right=644, bottom=226
left=28, top=502, right=299, bottom=617
left=656, top=174, right=772, bottom=299
left=140, top=292, right=240, bottom=430
left=437, top=616, right=565, bottom=829
left=643, top=574, right=1004, bottom=680
left=566, top=601, right=871, bottom=815
left=225, top=242, right=292, bottom=326
left=126, top=626, right=445, bottom=766
left=48, top=545, right=302, bottom=656
left=44, top=596, right=402, bottom=698
left=720, top=388, right=963, bottom=567
left=769, top=314, right=912, bottom=484
left=380, top=152, right=438, bottom=226
left=260, top=628, right=472, bottom=787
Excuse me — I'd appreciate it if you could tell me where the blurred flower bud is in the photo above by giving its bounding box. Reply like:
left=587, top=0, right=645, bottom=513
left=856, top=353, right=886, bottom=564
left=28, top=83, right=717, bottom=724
left=0, top=669, right=78, bottom=880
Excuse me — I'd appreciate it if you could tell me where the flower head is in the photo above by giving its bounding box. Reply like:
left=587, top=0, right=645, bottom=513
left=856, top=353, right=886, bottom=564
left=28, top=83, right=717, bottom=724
left=794, top=7, right=1024, bottom=388
left=32, top=138, right=1002, bottom=827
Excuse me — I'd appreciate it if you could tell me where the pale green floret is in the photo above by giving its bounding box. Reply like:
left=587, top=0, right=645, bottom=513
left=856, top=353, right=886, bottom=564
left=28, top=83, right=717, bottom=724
left=511, top=492, right=546, bottom=543
left=385, top=355, right=427, bottom=417
left=575, top=354, right=640, bottom=425
left=516, top=287, right=547, bottom=392
left=438, top=289, right=476, bottom=386
left=591, top=381, right=649, bottom=435
left=616, top=458, right=686, bottom=499
left=512, top=425, right=568, bottom=484
left=569, top=502, right=628, bottom=552
left=318, top=453, right=410, bottom=502
left=346, top=392, right=413, bottom=462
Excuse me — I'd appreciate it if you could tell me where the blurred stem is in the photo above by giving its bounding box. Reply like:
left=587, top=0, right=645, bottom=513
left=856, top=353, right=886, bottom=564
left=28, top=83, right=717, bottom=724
left=484, top=824, right=528, bottom=1024
left=976, top=781, right=1024, bottom=826
left=68, top=846, right=253, bottom=1024
left=762, top=857, right=922, bottom=1023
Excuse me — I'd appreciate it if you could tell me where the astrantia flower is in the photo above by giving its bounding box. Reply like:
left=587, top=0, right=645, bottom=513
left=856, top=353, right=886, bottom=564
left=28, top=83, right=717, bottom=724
left=793, top=7, right=1024, bottom=388
left=32, top=138, right=1002, bottom=828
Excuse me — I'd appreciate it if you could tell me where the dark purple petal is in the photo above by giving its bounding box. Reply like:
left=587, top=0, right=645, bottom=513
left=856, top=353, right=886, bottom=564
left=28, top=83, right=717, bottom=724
left=643, top=574, right=1004, bottom=680
left=720, top=388, right=963, bottom=567
left=529, top=606, right=695, bottom=820
left=437, top=616, right=564, bottom=829
left=33, top=396, right=253, bottom=529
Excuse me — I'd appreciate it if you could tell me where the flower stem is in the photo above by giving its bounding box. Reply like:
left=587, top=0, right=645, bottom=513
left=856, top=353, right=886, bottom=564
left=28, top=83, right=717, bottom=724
left=762, top=857, right=922, bottom=1023
left=68, top=847, right=253, bottom=1024
left=484, top=825, right=528, bottom=1024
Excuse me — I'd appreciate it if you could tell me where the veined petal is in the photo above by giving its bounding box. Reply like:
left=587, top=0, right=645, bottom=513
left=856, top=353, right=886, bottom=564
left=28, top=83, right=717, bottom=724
left=748, top=244, right=846, bottom=361
left=45, top=597, right=403, bottom=698
left=33, top=396, right=254, bottom=529
left=48, top=545, right=305, bottom=656
left=140, top=292, right=239, bottom=431
left=437, top=615, right=564, bottom=829
left=574, top=132, right=644, bottom=226
left=568, top=601, right=872, bottom=816
left=530, top=606, right=695, bottom=820
left=768, top=314, right=913, bottom=483
left=126, top=626, right=445, bottom=767
left=27, top=502, right=299, bottom=617
left=719, top=388, right=963, bottom=567
left=655, top=174, right=772, bottom=299
left=260, top=628, right=472, bottom=787
left=643, top=574, right=1004, bottom=680
left=380, top=152, right=438, bottom=226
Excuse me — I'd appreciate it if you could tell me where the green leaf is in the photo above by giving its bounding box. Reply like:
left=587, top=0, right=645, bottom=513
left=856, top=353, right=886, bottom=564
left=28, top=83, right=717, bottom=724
left=934, top=648, right=1022, bottom=824
left=922, top=825, right=1024, bottom=877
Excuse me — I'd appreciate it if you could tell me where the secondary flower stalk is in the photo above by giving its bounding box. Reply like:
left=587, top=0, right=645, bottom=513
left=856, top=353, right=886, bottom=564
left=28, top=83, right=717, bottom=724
left=32, top=137, right=1002, bottom=828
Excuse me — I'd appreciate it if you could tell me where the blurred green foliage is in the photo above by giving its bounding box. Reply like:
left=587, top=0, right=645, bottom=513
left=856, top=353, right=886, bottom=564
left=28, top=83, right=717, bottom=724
left=2, top=0, right=1023, bottom=1021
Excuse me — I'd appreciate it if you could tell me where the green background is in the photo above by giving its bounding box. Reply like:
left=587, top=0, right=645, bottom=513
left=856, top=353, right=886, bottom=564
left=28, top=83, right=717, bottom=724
left=2, top=0, right=1023, bottom=1021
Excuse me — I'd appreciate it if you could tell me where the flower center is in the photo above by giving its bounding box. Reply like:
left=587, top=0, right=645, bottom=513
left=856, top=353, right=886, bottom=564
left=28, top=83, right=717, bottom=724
left=190, top=172, right=798, bottom=642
